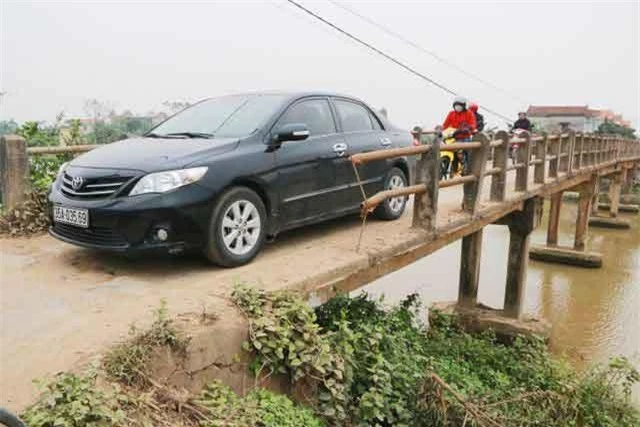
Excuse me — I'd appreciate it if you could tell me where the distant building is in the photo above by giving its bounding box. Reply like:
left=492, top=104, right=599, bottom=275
left=527, top=105, right=631, bottom=133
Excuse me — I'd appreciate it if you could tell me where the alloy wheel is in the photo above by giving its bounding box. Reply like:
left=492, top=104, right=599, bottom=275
left=387, top=174, right=406, bottom=213
left=221, top=200, right=262, bottom=255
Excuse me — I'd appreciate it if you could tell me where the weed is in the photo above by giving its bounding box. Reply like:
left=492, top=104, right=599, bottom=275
left=21, top=369, right=126, bottom=427
left=102, top=299, right=190, bottom=388
left=196, top=380, right=323, bottom=427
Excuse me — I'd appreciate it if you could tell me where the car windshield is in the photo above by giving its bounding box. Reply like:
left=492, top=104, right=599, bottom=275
left=149, top=94, right=288, bottom=139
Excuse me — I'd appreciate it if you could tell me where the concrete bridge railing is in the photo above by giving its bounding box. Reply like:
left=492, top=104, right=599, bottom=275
left=351, top=130, right=640, bottom=322
left=352, top=130, right=639, bottom=235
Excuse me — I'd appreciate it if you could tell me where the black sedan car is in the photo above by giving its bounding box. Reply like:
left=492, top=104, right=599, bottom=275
left=49, top=92, right=413, bottom=266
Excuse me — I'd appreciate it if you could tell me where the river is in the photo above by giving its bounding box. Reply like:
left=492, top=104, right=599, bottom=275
left=359, top=199, right=640, bottom=399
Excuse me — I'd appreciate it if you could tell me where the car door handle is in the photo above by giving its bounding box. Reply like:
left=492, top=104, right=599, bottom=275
left=333, top=143, right=348, bottom=156
left=380, top=137, right=392, bottom=146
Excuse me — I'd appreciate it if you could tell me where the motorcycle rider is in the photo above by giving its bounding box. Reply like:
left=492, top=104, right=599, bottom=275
left=469, top=103, right=484, bottom=132
left=442, top=96, right=477, bottom=141
left=442, top=96, right=476, bottom=177
left=513, top=111, right=532, bottom=132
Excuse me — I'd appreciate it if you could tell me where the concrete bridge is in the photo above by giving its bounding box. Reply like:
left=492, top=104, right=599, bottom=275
left=0, top=131, right=639, bottom=409
left=346, top=130, right=639, bottom=324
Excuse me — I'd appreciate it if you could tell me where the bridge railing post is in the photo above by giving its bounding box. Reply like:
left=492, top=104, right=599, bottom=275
left=559, top=134, right=568, bottom=173
left=463, top=133, right=490, bottom=215
left=533, top=134, right=547, bottom=184
left=0, top=134, right=29, bottom=210
left=549, top=134, right=560, bottom=179
left=515, top=132, right=531, bottom=192
left=597, top=136, right=604, bottom=164
left=574, top=133, right=583, bottom=170
left=583, top=134, right=590, bottom=167
left=567, top=130, right=576, bottom=174
left=412, top=127, right=439, bottom=233
left=588, top=134, right=595, bottom=167
left=490, top=131, right=509, bottom=201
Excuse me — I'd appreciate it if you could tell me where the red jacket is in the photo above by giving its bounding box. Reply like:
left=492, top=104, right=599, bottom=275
left=443, top=110, right=477, bottom=140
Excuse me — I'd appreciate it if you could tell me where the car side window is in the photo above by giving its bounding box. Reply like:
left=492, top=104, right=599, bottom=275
left=334, top=99, right=374, bottom=133
left=277, top=99, right=336, bottom=137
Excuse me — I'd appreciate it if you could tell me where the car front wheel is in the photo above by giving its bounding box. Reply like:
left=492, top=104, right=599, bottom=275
left=374, top=167, right=408, bottom=220
left=204, top=187, right=267, bottom=267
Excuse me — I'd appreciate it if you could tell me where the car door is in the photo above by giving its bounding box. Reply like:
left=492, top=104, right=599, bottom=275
left=273, top=97, right=348, bottom=228
left=331, top=98, right=390, bottom=210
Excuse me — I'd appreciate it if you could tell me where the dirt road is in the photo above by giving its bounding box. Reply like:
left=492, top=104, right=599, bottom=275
left=0, top=182, right=474, bottom=411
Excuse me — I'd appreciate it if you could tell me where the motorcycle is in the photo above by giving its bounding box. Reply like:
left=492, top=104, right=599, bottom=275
left=439, top=127, right=469, bottom=180
left=509, top=128, right=529, bottom=164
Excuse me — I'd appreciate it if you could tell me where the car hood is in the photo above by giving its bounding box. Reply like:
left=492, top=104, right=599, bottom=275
left=71, top=136, right=239, bottom=172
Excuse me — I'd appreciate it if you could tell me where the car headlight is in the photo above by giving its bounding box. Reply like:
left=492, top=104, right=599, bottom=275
left=129, top=167, right=208, bottom=196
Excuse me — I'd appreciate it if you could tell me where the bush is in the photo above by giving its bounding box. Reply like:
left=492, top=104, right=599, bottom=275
left=235, top=288, right=640, bottom=427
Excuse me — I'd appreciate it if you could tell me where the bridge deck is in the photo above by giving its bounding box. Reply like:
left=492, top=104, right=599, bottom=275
left=0, top=157, right=636, bottom=410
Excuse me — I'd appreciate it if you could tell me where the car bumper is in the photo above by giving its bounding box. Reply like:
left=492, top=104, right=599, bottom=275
left=48, top=183, right=214, bottom=253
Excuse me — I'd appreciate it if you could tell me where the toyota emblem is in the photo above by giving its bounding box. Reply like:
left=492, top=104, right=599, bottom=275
left=71, top=176, right=84, bottom=190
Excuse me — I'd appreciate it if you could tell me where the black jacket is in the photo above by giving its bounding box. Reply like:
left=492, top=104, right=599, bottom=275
left=513, top=118, right=531, bottom=131
left=474, top=112, right=485, bottom=132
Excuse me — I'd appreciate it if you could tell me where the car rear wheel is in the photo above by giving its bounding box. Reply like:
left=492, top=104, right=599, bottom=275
left=204, top=187, right=267, bottom=267
left=374, top=167, right=408, bottom=220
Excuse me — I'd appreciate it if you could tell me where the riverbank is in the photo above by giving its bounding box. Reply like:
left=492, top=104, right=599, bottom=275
left=19, top=291, right=640, bottom=427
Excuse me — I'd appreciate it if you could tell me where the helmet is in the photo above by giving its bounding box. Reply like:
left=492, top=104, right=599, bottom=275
left=453, top=96, right=467, bottom=109
left=469, top=103, right=478, bottom=112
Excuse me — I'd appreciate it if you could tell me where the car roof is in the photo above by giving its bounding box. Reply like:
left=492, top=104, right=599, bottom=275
left=210, top=90, right=368, bottom=104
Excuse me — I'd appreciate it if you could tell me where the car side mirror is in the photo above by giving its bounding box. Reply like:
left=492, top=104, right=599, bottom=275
left=272, top=123, right=310, bottom=144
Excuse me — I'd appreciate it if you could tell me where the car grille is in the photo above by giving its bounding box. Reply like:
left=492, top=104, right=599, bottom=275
left=52, top=222, right=128, bottom=248
left=61, top=172, right=133, bottom=199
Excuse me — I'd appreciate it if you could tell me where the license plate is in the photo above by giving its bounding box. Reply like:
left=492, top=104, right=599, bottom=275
left=54, top=206, right=89, bottom=228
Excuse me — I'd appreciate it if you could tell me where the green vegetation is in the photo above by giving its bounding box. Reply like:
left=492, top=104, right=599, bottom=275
left=233, top=287, right=640, bottom=427
left=196, top=380, right=324, bottom=427
left=102, top=300, right=189, bottom=388
left=0, top=112, right=151, bottom=235
left=17, top=291, right=640, bottom=427
left=597, top=119, right=637, bottom=139
left=21, top=370, right=126, bottom=427
left=22, top=300, right=324, bottom=427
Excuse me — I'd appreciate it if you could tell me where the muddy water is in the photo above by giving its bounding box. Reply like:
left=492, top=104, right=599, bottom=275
left=359, top=201, right=640, bottom=397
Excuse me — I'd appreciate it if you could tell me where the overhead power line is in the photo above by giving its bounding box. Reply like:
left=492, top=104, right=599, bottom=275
left=329, top=0, right=529, bottom=107
left=285, top=0, right=513, bottom=122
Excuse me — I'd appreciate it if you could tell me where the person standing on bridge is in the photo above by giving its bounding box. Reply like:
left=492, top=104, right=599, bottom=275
left=512, top=111, right=532, bottom=132
left=442, top=96, right=477, bottom=142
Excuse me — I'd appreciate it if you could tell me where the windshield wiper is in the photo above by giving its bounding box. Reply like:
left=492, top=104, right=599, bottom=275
left=165, top=132, right=214, bottom=139
left=145, top=132, right=185, bottom=139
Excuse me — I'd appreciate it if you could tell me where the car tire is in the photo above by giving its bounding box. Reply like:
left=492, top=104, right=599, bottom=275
left=204, top=187, right=267, bottom=267
left=374, top=167, right=408, bottom=221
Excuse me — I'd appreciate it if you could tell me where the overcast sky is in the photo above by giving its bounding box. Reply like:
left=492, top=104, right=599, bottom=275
left=1, top=0, right=639, bottom=130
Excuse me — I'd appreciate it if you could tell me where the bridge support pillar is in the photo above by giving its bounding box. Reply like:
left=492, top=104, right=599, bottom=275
left=546, top=191, right=562, bottom=246
left=458, top=229, right=483, bottom=308
left=589, top=172, right=632, bottom=229
left=502, top=197, right=543, bottom=318
left=608, top=173, right=622, bottom=217
left=574, top=178, right=596, bottom=251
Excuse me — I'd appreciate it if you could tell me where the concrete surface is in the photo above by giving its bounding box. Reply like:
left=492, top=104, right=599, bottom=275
left=529, top=245, right=603, bottom=268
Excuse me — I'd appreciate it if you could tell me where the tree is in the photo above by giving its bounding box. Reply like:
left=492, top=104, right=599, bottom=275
left=596, top=119, right=636, bottom=139
left=162, top=100, right=191, bottom=113
left=0, top=119, right=19, bottom=136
